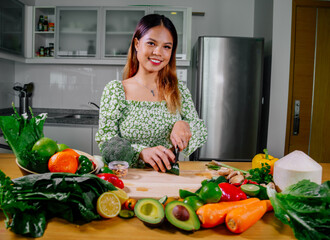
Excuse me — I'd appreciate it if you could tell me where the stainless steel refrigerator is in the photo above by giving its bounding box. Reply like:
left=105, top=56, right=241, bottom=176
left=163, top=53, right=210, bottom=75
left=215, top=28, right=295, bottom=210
left=192, top=36, right=264, bottom=161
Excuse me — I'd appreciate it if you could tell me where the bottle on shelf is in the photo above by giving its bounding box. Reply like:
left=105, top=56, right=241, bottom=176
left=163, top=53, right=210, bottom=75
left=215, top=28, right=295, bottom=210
left=87, top=40, right=95, bottom=55
left=43, top=16, right=49, bottom=31
left=37, top=15, right=44, bottom=31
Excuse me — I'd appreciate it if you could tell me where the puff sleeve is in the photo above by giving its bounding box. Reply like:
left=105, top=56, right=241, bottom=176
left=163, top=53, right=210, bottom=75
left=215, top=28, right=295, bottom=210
left=178, top=82, right=208, bottom=157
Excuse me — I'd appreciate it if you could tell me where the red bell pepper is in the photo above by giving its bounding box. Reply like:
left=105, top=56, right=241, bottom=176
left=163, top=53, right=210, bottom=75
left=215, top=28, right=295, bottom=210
left=97, top=173, right=124, bottom=189
left=218, top=182, right=247, bottom=201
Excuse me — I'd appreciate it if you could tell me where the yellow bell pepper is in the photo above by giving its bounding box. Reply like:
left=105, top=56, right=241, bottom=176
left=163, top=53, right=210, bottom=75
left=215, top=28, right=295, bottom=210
left=252, top=149, right=278, bottom=175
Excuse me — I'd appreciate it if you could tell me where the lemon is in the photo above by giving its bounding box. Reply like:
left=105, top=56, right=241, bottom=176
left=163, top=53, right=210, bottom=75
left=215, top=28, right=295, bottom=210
left=96, top=192, right=121, bottom=218
left=111, top=187, right=129, bottom=204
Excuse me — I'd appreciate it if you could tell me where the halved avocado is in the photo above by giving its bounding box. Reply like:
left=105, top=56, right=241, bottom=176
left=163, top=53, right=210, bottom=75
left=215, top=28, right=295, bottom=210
left=134, top=198, right=165, bottom=227
left=165, top=201, right=200, bottom=231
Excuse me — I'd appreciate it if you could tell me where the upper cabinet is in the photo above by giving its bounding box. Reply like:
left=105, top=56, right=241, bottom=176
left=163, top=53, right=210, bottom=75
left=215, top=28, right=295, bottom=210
left=103, top=7, right=146, bottom=58
left=0, top=0, right=24, bottom=56
left=56, top=7, right=100, bottom=58
left=33, top=7, right=55, bottom=58
left=28, top=5, right=191, bottom=65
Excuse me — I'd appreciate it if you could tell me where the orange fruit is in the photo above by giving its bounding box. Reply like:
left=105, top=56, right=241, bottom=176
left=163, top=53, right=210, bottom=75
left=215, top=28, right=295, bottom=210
left=62, top=148, right=80, bottom=159
left=48, top=151, right=78, bottom=173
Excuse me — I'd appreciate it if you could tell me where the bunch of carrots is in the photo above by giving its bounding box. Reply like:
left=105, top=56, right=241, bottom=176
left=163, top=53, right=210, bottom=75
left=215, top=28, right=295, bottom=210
left=196, top=198, right=273, bottom=233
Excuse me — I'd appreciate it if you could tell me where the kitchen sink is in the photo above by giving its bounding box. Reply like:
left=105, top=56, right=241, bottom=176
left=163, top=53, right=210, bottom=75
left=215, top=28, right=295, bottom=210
left=47, top=114, right=98, bottom=120
left=63, top=114, right=97, bottom=119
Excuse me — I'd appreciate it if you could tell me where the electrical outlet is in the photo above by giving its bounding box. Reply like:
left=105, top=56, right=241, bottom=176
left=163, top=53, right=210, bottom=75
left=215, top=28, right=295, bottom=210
left=177, top=69, right=187, bottom=82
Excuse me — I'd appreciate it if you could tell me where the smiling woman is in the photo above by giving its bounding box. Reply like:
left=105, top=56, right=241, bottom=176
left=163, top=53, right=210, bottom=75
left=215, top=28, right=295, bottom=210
left=95, top=14, right=207, bottom=173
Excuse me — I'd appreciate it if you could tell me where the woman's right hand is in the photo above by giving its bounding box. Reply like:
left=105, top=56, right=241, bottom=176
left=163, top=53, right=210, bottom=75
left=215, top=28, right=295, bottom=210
left=139, top=146, right=176, bottom=172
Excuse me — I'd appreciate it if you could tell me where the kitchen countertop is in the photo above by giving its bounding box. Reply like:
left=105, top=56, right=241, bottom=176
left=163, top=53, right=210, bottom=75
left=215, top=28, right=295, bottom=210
left=1, top=154, right=329, bottom=240
left=0, top=107, right=99, bottom=127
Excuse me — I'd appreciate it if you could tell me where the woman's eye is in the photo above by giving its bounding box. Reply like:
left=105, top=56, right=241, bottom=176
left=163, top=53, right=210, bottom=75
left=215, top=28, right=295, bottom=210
left=147, top=42, right=155, bottom=46
left=164, top=45, right=172, bottom=50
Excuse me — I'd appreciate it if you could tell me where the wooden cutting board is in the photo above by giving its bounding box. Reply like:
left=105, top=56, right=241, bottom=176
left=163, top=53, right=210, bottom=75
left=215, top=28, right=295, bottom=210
left=122, top=161, right=217, bottom=199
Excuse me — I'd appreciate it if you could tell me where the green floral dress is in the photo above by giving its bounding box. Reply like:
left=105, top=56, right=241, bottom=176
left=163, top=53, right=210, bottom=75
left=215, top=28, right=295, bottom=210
left=95, top=80, right=207, bottom=160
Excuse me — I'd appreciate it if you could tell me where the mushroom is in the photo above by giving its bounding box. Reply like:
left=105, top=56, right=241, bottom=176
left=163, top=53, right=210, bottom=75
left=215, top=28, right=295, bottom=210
left=217, top=167, right=233, bottom=176
left=229, top=174, right=245, bottom=184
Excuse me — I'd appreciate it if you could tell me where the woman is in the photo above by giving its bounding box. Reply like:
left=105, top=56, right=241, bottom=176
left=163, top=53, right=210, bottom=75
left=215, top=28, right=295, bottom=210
left=96, top=14, right=207, bottom=172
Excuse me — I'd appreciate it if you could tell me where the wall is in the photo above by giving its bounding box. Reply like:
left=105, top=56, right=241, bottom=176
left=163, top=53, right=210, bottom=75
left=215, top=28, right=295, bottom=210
left=0, top=59, right=15, bottom=108
left=267, top=0, right=292, bottom=157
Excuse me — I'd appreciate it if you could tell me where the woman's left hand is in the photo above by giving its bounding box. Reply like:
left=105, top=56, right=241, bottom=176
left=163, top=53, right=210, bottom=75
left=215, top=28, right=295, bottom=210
left=170, top=120, right=192, bottom=151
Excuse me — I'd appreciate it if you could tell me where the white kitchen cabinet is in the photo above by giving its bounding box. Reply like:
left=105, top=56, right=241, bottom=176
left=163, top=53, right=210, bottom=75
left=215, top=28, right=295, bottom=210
left=56, top=7, right=100, bottom=58
left=151, top=7, right=191, bottom=61
left=92, top=127, right=101, bottom=155
left=103, top=7, right=146, bottom=58
left=28, top=5, right=191, bottom=66
left=44, top=126, right=93, bottom=155
left=33, top=7, right=56, bottom=58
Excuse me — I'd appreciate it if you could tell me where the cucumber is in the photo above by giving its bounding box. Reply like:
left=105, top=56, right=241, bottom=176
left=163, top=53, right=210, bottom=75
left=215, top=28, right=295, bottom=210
left=118, top=209, right=135, bottom=219
left=240, top=184, right=260, bottom=196
left=159, top=195, right=168, bottom=204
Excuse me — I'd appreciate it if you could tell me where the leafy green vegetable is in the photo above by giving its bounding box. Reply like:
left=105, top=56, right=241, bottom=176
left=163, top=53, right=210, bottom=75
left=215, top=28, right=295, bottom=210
left=0, top=104, right=47, bottom=172
left=100, top=136, right=136, bottom=167
left=246, top=162, right=273, bottom=184
left=267, top=180, right=330, bottom=240
left=0, top=170, right=116, bottom=237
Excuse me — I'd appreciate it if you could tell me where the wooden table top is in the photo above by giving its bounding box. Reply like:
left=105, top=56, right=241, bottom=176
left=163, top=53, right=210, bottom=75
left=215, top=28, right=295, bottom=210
left=0, top=153, right=329, bottom=240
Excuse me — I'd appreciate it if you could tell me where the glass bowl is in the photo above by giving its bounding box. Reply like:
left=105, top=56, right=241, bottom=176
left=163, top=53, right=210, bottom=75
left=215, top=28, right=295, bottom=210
left=108, top=161, right=129, bottom=178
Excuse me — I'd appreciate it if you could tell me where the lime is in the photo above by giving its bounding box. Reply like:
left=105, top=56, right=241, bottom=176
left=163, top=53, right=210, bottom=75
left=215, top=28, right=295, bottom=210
left=57, top=143, right=69, bottom=152
left=240, top=184, right=260, bottom=196
left=183, top=196, right=204, bottom=211
left=32, top=137, right=58, bottom=158
left=198, top=182, right=222, bottom=203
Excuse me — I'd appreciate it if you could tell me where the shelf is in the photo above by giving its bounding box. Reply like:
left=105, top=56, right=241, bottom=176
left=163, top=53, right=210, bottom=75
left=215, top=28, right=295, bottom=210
left=59, top=31, right=97, bottom=35
left=24, top=57, right=190, bottom=66
left=35, top=31, right=55, bottom=34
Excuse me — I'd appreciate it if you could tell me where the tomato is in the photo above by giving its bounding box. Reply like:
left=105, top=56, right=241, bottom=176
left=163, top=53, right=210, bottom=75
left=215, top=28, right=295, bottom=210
left=96, top=173, right=124, bottom=189
left=124, top=198, right=137, bottom=211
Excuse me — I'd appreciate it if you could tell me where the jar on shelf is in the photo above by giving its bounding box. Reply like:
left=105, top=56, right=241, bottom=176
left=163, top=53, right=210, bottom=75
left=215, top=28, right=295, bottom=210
left=39, top=46, right=45, bottom=56
left=49, top=43, right=54, bottom=57
left=49, top=22, right=55, bottom=31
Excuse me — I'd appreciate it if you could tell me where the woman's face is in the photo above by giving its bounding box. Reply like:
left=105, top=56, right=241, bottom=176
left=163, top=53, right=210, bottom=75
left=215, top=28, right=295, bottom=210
left=134, top=25, right=173, bottom=74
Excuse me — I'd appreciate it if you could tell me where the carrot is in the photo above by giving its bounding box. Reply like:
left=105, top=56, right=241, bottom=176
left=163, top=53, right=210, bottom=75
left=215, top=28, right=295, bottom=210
left=225, top=200, right=272, bottom=233
left=196, top=198, right=260, bottom=228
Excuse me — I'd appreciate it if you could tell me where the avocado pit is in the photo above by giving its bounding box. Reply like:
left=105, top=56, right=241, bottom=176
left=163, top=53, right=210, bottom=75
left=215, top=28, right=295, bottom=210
left=172, top=205, right=190, bottom=221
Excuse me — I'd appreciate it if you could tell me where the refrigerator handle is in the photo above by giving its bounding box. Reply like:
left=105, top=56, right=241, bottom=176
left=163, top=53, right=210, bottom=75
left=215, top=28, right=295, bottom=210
left=293, top=100, right=300, bottom=135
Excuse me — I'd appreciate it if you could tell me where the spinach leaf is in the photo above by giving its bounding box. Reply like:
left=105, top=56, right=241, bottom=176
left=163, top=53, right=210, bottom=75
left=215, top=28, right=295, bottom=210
left=0, top=170, right=117, bottom=238
left=267, top=180, right=330, bottom=240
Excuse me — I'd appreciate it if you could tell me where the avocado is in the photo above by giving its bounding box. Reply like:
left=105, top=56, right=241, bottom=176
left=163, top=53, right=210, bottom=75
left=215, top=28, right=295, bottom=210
left=165, top=201, right=200, bottom=231
left=134, top=198, right=165, bottom=227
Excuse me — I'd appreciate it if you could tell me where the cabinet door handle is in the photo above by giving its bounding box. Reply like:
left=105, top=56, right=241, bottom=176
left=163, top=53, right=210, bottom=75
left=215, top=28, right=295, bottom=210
left=293, top=100, right=300, bottom=135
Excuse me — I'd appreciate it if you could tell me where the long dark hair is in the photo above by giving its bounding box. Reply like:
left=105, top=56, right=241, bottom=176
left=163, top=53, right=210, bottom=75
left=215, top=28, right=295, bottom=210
left=123, top=14, right=180, bottom=113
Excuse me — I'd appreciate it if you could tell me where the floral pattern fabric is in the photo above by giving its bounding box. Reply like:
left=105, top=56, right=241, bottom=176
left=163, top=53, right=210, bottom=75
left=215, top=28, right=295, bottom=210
left=95, top=80, right=207, bottom=160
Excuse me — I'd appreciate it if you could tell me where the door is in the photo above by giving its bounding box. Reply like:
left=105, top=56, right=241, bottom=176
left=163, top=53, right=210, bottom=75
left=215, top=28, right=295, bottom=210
left=285, top=1, right=330, bottom=163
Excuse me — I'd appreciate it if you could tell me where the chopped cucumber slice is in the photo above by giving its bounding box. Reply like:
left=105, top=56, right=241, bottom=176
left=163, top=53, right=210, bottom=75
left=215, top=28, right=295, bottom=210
left=118, top=209, right=135, bottom=219
left=158, top=195, right=168, bottom=204
left=240, top=184, right=260, bottom=196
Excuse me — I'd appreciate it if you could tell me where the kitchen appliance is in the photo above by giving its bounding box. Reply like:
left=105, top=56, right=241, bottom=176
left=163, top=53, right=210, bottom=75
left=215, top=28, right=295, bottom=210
left=191, top=36, right=264, bottom=161
left=13, top=82, right=34, bottom=115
